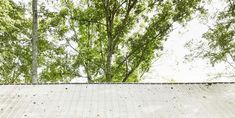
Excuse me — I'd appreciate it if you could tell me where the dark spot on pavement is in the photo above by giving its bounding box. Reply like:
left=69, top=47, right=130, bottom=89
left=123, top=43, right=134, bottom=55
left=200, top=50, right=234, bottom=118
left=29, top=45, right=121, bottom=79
left=203, top=96, right=206, bottom=99
left=33, top=102, right=36, bottom=104
left=65, top=87, right=68, bottom=90
left=171, top=87, right=173, bottom=89
left=206, top=83, right=212, bottom=86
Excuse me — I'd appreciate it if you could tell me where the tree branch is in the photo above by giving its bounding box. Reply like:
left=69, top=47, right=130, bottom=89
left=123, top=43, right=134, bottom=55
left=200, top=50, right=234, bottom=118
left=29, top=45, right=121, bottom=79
left=113, top=32, right=161, bottom=75
left=112, top=0, right=127, bottom=16
left=225, top=57, right=235, bottom=70
left=72, top=18, right=106, bottom=26
left=139, top=53, right=163, bottom=78
left=112, top=0, right=138, bottom=50
left=65, top=38, right=79, bottom=53
left=122, top=47, right=145, bottom=82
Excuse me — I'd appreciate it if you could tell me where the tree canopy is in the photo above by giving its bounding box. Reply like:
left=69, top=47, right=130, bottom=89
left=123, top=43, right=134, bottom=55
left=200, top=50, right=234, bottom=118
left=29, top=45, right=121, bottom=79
left=0, top=0, right=204, bottom=83
left=0, top=0, right=31, bottom=83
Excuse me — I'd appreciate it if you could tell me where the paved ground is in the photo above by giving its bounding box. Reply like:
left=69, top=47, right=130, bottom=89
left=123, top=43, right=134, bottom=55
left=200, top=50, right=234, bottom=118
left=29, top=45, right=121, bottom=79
left=0, top=83, right=235, bottom=118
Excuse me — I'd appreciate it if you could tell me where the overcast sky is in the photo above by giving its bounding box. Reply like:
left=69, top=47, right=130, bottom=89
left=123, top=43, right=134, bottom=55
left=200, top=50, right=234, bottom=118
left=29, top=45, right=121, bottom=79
left=142, top=0, right=234, bottom=83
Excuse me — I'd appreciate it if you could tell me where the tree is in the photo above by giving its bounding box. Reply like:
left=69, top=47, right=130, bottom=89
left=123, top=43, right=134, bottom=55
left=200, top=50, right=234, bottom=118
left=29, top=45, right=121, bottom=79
left=0, top=0, right=204, bottom=83
left=50, top=0, right=203, bottom=82
left=0, top=0, right=77, bottom=83
left=32, top=0, right=38, bottom=83
left=204, top=0, right=234, bottom=66
left=185, top=0, right=235, bottom=78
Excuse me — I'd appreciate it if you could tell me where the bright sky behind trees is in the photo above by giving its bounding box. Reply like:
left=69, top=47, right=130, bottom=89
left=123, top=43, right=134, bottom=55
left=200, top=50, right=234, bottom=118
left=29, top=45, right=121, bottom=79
left=143, top=0, right=235, bottom=82
left=4, top=0, right=234, bottom=83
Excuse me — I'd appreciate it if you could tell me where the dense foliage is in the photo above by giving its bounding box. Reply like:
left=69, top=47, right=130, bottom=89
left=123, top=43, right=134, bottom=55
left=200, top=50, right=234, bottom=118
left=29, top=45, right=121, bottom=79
left=0, top=0, right=203, bottom=83
left=0, top=0, right=31, bottom=83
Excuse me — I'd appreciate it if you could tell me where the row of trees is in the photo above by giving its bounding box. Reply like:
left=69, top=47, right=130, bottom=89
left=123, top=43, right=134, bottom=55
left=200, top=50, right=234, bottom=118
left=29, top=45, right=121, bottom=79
left=0, top=0, right=233, bottom=83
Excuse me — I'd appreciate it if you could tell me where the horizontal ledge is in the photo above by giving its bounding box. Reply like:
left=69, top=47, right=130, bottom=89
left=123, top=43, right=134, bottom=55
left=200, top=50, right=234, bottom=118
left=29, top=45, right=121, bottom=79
left=0, top=82, right=235, bottom=85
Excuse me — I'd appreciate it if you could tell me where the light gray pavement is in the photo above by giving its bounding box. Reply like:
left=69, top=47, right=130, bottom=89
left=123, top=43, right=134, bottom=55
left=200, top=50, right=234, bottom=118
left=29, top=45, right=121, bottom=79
left=0, top=83, right=235, bottom=118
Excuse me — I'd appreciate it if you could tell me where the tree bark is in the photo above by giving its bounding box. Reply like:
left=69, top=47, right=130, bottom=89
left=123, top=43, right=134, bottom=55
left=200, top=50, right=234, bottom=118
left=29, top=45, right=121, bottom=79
left=32, top=0, right=38, bottom=84
left=104, top=0, right=113, bottom=82
left=105, top=21, right=113, bottom=82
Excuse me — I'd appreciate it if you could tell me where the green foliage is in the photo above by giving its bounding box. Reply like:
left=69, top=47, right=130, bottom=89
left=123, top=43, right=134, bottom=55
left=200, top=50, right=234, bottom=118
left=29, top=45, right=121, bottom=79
left=0, top=0, right=31, bottom=83
left=205, top=0, right=235, bottom=65
left=0, top=0, right=203, bottom=83
left=49, top=0, right=202, bottom=82
left=203, top=23, right=235, bottom=65
left=185, top=0, right=235, bottom=77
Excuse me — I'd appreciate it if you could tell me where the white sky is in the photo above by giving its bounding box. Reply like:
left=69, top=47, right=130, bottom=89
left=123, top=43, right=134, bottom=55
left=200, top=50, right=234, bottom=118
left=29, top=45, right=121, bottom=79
left=142, top=0, right=235, bottom=83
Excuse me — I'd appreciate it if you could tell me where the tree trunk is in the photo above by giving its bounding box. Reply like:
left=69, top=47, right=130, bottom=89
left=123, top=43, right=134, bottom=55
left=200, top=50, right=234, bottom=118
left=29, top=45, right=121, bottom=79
left=32, top=0, right=38, bottom=84
left=104, top=0, right=113, bottom=82
left=106, top=21, right=113, bottom=82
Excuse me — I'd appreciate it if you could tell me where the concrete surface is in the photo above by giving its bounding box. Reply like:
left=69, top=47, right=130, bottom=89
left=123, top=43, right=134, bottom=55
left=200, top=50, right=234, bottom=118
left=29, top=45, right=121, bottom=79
left=0, top=83, right=235, bottom=118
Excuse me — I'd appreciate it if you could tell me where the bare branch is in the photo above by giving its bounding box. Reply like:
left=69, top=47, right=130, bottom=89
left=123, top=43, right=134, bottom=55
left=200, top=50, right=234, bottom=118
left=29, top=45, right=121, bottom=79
left=139, top=53, right=163, bottom=78
left=65, top=38, right=79, bottom=53
left=229, top=52, right=235, bottom=62
left=224, top=58, right=235, bottom=70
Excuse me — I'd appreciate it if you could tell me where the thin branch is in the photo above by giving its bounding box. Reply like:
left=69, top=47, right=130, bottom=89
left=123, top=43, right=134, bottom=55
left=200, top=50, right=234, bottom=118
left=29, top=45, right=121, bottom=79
left=139, top=53, right=163, bottom=78
left=73, top=18, right=106, bottom=26
left=229, top=52, right=235, bottom=62
left=112, top=0, right=127, bottom=16
left=225, top=58, right=235, bottom=70
left=113, top=32, right=161, bottom=75
left=122, top=47, right=145, bottom=82
left=112, top=0, right=138, bottom=50
left=65, top=38, right=79, bottom=53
